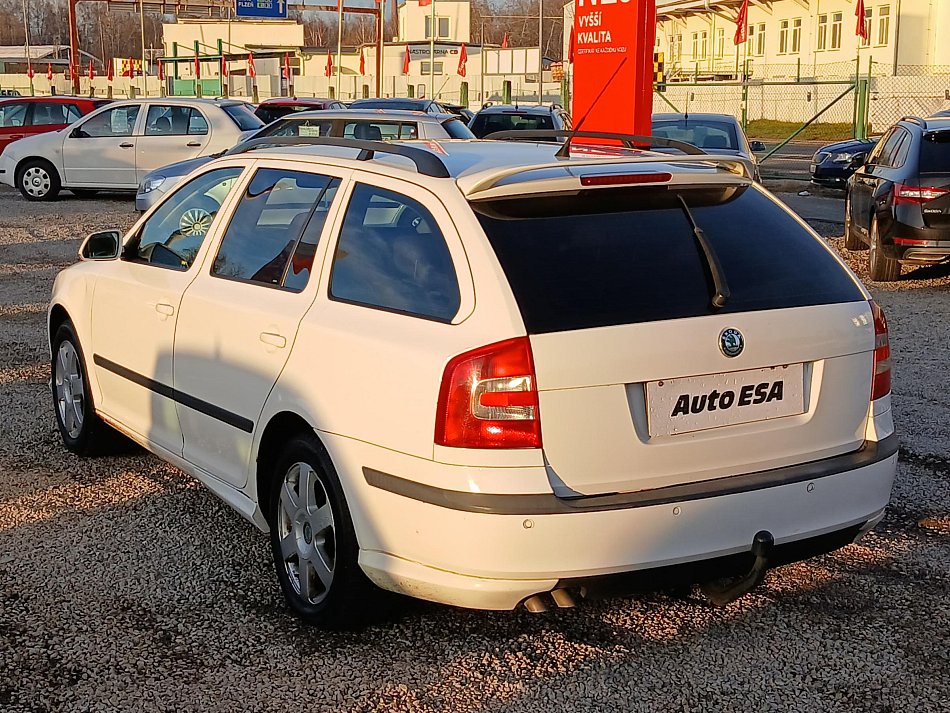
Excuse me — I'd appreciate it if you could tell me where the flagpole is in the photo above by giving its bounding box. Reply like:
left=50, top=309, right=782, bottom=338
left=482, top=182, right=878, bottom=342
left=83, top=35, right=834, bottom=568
left=21, top=0, right=33, bottom=96
left=337, top=0, right=343, bottom=98
left=429, top=0, right=435, bottom=99
left=537, top=0, right=542, bottom=104
left=140, top=0, right=147, bottom=96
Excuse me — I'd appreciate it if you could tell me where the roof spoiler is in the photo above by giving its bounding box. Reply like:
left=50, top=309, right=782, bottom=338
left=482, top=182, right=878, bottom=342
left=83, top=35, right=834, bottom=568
left=482, top=129, right=705, bottom=156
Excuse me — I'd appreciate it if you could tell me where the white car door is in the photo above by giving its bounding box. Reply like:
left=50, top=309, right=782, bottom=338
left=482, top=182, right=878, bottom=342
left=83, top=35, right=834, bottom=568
left=136, top=104, right=213, bottom=184
left=173, top=162, right=348, bottom=486
left=61, top=103, right=143, bottom=187
left=89, top=165, right=246, bottom=452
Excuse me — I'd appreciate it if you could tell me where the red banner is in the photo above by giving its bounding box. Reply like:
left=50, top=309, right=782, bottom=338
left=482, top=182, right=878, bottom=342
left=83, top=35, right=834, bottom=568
left=571, top=0, right=655, bottom=138
left=734, top=0, right=749, bottom=45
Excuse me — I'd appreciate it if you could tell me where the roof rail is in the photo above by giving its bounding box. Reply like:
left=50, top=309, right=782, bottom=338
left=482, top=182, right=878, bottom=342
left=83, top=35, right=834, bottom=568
left=483, top=129, right=706, bottom=156
left=225, top=136, right=451, bottom=178
left=900, top=115, right=927, bottom=128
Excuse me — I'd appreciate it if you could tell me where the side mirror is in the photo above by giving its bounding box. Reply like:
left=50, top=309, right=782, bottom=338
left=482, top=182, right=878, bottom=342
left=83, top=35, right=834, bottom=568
left=750, top=140, right=767, bottom=153
left=79, top=230, right=121, bottom=261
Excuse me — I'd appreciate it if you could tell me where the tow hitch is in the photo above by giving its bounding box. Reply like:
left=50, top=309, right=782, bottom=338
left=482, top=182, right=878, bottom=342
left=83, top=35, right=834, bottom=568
left=700, top=530, right=774, bottom=607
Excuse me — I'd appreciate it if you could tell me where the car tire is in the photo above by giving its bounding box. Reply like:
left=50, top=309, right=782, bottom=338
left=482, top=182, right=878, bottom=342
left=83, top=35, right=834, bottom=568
left=17, top=159, right=61, bottom=201
left=70, top=189, right=99, bottom=198
left=868, top=217, right=901, bottom=282
left=267, top=434, right=376, bottom=628
left=843, top=194, right=865, bottom=250
left=51, top=321, right=123, bottom=455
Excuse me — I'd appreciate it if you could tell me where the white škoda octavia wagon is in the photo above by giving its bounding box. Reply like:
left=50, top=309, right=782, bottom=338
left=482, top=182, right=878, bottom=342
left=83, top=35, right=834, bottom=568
left=49, top=137, right=898, bottom=625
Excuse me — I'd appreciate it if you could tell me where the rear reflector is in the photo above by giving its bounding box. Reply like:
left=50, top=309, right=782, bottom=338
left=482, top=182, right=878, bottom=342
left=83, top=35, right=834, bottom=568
left=893, top=238, right=931, bottom=245
left=580, top=172, right=672, bottom=187
left=435, top=337, right=542, bottom=449
left=893, top=183, right=950, bottom=205
left=870, top=300, right=891, bottom=401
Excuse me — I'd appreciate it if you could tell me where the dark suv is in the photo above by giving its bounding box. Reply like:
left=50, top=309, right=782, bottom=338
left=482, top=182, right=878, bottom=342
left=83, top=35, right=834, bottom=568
left=845, top=115, right=950, bottom=281
left=468, top=104, right=572, bottom=139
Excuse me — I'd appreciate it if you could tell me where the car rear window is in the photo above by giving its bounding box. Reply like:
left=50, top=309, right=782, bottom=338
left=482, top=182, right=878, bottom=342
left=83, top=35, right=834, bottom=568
left=223, top=103, right=264, bottom=131
left=442, top=119, right=475, bottom=138
left=920, top=130, right=950, bottom=174
left=651, top=119, right=740, bottom=151
left=470, top=112, right=555, bottom=137
left=473, top=185, right=864, bottom=334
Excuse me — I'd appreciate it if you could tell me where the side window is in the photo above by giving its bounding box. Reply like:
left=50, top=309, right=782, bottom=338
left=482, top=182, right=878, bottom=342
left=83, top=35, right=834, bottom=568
left=890, top=131, right=911, bottom=168
left=77, top=105, right=140, bottom=137
left=212, top=168, right=337, bottom=288
left=343, top=121, right=401, bottom=141
left=265, top=118, right=333, bottom=137
left=29, top=102, right=70, bottom=126
left=398, top=123, right=419, bottom=139
left=145, top=105, right=206, bottom=136
left=65, top=104, right=83, bottom=124
left=131, top=167, right=243, bottom=269
left=870, top=128, right=900, bottom=166
left=329, top=183, right=461, bottom=321
left=0, top=102, right=27, bottom=127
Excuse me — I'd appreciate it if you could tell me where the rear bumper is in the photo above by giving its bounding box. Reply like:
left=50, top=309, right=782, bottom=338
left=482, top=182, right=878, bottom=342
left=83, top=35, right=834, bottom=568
left=882, top=218, right=950, bottom=262
left=333, top=433, right=899, bottom=610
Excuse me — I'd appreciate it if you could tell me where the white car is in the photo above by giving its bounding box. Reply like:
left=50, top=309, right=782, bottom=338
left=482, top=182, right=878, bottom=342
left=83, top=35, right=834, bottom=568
left=48, top=137, right=898, bottom=626
left=0, top=97, right=261, bottom=200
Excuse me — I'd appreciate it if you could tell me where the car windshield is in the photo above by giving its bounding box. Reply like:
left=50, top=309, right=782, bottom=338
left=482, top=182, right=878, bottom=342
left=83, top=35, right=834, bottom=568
left=652, top=119, right=741, bottom=152
left=470, top=112, right=555, bottom=138
left=223, top=104, right=264, bottom=131
left=473, top=185, right=863, bottom=334
left=920, top=130, right=950, bottom=174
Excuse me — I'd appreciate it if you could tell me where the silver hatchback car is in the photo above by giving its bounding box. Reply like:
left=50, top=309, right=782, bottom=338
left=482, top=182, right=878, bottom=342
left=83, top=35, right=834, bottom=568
left=135, top=110, right=474, bottom=210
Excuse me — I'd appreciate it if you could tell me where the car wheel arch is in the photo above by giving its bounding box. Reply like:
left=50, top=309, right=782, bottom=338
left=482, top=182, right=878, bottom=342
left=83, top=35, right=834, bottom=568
left=48, top=304, right=72, bottom=350
left=16, top=155, right=59, bottom=182
left=255, top=410, right=323, bottom=522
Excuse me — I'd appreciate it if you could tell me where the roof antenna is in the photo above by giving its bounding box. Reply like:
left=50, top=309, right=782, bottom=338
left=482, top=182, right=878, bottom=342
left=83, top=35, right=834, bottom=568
left=556, top=57, right=628, bottom=159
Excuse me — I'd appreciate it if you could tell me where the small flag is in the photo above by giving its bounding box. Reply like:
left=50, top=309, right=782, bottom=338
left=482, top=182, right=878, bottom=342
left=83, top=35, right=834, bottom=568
left=128, top=56, right=134, bottom=77
left=248, top=53, right=256, bottom=79
left=107, top=59, right=113, bottom=82
left=359, top=47, right=365, bottom=75
left=194, top=53, right=200, bottom=80
left=283, top=53, right=291, bottom=81
left=221, top=56, right=228, bottom=78
left=855, top=0, right=869, bottom=41
left=46, top=63, right=52, bottom=81
left=403, top=45, right=411, bottom=74
left=502, top=32, right=509, bottom=49
left=88, top=62, right=95, bottom=81
left=418, top=0, right=432, bottom=6
left=457, top=43, right=467, bottom=77
left=568, top=27, right=576, bottom=62
left=157, top=59, right=164, bottom=81
left=27, top=63, right=34, bottom=79
left=325, top=50, right=333, bottom=78
left=734, top=0, right=749, bottom=45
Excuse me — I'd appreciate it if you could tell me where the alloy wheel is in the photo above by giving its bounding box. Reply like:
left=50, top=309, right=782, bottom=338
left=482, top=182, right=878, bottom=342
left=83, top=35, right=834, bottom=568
left=276, top=462, right=336, bottom=606
left=54, top=341, right=85, bottom=439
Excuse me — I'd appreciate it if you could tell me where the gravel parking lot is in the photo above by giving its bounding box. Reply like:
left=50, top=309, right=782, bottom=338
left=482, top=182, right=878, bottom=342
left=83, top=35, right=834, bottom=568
left=1, top=186, right=947, bottom=712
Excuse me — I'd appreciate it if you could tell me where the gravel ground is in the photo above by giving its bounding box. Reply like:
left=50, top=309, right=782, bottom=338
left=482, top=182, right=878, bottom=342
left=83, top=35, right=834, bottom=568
left=0, top=186, right=947, bottom=713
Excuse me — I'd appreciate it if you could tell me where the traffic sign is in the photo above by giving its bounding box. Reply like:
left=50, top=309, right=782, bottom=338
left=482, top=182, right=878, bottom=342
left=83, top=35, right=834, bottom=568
left=235, top=0, right=287, bottom=19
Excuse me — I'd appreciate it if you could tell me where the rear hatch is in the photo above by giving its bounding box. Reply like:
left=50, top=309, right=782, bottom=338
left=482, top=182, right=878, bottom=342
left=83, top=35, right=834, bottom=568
left=919, top=129, right=950, bottom=230
left=474, top=183, right=873, bottom=496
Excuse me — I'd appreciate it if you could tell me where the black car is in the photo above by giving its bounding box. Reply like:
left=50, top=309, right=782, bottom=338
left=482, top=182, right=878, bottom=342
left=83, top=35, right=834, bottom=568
left=811, top=138, right=878, bottom=188
left=468, top=103, right=572, bottom=139
left=349, top=97, right=448, bottom=114
left=845, top=115, right=950, bottom=281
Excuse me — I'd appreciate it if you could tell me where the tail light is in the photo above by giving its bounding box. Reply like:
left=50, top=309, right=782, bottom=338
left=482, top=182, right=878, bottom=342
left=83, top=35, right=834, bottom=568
left=435, top=337, right=541, bottom=449
left=870, top=300, right=891, bottom=400
left=893, top=183, right=949, bottom=205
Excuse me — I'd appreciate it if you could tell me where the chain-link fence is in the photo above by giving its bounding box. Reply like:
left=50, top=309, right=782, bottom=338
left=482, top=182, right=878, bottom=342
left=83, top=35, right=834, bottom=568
left=665, top=61, right=950, bottom=82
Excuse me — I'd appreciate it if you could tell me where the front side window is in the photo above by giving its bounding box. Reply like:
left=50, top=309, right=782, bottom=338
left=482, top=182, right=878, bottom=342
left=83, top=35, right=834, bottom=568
left=330, top=183, right=460, bottom=321
left=131, top=167, right=244, bottom=270
left=343, top=121, right=413, bottom=141
left=213, top=169, right=338, bottom=289
left=0, top=102, right=27, bottom=128
left=29, top=102, right=74, bottom=126
left=76, top=105, right=140, bottom=137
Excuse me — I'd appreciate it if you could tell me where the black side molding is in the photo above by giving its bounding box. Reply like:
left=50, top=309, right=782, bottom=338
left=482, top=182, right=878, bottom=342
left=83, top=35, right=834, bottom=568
left=363, top=433, right=899, bottom=516
left=93, top=354, right=254, bottom=434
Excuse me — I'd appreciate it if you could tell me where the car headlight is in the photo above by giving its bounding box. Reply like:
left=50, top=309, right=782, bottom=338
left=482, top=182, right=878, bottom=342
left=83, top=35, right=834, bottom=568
left=140, top=176, right=165, bottom=193
left=832, top=152, right=856, bottom=163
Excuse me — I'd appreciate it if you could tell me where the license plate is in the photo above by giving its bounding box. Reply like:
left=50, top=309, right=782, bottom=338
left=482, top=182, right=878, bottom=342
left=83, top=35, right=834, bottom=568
left=646, top=364, right=805, bottom=437
left=809, top=163, right=817, bottom=173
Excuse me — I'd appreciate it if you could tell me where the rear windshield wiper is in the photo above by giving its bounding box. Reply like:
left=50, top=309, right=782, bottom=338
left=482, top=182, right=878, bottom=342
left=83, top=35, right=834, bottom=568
left=676, top=193, right=730, bottom=308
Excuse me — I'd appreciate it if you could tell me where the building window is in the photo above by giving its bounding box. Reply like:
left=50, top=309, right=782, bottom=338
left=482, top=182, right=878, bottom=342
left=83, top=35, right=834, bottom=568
left=831, top=12, right=842, bottom=49
left=861, top=7, right=872, bottom=46
left=420, top=61, right=444, bottom=74
left=817, top=14, right=828, bottom=51
left=700, top=30, right=708, bottom=60
left=877, top=5, right=890, bottom=45
left=751, top=22, right=766, bottom=57
left=716, top=27, right=725, bottom=58
left=779, top=20, right=789, bottom=54
left=424, top=16, right=450, bottom=39
left=691, top=32, right=699, bottom=60
left=669, top=33, right=682, bottom=62
left=791, top=19, right=802, bottom=53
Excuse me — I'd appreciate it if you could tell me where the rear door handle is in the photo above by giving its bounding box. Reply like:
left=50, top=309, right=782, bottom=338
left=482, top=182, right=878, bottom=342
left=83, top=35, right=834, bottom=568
left=259, top=332, right=287, bottom=349
left=119, top=142, right=134, bottom=148
left=186, top=141, right=202, bottom=147
left=9, top=134, right=24, bottom=140
left=155, top=303, right=175, bottom=316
